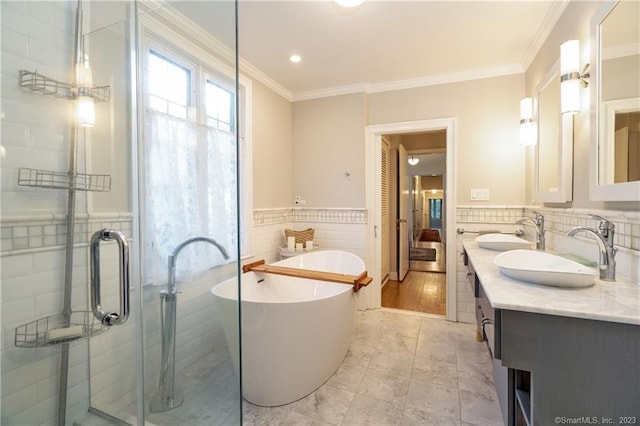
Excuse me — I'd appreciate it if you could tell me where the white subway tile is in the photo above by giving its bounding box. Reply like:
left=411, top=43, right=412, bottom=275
left=1, top=252, right=34, bottom=279
left=1, top=384, right=38, bottom=422
left=31, top=249, right=64, bottom=273
left=2, top=297, right=35, bottom=327
left=36, top=375, right=57, bottom=404
left=6, top=396, right=56, bottom=426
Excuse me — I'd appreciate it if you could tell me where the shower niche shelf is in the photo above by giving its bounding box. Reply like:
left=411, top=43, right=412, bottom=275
left=18, top=70, right=111, bottom=102
left=15, top=310, right=108, bottom=348
left=18, top=168, right=111, bottom=192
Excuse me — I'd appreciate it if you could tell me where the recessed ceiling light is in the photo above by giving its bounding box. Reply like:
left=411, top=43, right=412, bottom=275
left=335, top=0, right=365, bottom=7
left=289, top=54, right=301, bottom=63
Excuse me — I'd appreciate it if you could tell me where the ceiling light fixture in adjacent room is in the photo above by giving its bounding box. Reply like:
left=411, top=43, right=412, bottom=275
left=289, top=54, right=301, bottom=63
left=408, top=155, right=419, bottom=166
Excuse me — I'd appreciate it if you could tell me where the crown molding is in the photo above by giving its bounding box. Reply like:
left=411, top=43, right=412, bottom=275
left=291, top=64, right=523, bottom=102
left=292, top=83, right=370, bottom=102
left=239, top=58, right=292, bottom=101
left=520, top=0, right=571, bottom=70
left=366, top=64, right=524, bottom=94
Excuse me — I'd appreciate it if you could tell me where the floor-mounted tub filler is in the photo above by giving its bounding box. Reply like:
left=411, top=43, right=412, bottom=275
left=211, top=250, right=370, bottom=406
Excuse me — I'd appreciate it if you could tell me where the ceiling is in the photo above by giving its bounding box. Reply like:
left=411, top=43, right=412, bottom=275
left=170, top=0, right=569, bottom=101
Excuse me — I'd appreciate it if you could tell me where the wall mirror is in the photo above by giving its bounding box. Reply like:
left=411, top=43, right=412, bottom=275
left=533, top=61, right=573, bottom=202
left=590, top=0, right=640, bottom=201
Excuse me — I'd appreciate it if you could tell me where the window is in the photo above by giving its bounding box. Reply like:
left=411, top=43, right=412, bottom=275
left=206, top=80, right=234, bottom=132
left=148, top=51, right=190, bottom=119
left=142, top=39, right=251, bottom=285
left=429, top=198, right=442, bottom=219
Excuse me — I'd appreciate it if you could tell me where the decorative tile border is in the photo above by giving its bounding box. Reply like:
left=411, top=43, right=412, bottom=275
left=1, top=213, right=133, bottom=255
left=253, top=207, right=368, bottom=226
left=252, top=208, right=293, bottom=226
left=456, top=206, right=526, bottom=224
left=292, top=208, right=367, bottom=224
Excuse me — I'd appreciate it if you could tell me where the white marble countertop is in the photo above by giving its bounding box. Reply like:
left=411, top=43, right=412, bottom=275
left=463, top=241, right=640, bottom=326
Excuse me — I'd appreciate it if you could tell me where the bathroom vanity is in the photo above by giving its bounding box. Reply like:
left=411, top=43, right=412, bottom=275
left=463, top=242, right=640, bottom=426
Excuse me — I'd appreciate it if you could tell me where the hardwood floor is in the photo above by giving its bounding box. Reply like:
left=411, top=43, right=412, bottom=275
left=381, top=270, right=446, bottom=315
left=384, top=231, right=447, bottom=315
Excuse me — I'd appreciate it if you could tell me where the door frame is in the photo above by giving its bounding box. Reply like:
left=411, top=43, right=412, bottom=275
left=365, top=118, right=457, bottom=321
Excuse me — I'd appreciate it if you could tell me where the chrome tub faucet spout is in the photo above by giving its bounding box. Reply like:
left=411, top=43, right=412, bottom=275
left=566, top=214, right=617, bottom=282
left=516, top=211, right=545, bottom=250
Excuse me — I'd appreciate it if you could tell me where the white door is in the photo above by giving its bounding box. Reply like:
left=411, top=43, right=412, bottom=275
left=398, top=144, right=410, bottom=281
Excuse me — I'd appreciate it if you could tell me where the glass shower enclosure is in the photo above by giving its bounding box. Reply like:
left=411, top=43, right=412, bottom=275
left=0, top=1, right=241, bottom=425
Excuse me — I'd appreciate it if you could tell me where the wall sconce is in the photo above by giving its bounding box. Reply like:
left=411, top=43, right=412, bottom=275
left=519, top=97, right=536, bottom=146
left=408, top=155, right=419, bottom=166
left=560, top=40, right=590, bottom=114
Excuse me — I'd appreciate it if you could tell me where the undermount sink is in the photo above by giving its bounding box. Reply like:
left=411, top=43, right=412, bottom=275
left=493, top=250, right=597, bottom=288
left=475, top=233, right=533, bottom=251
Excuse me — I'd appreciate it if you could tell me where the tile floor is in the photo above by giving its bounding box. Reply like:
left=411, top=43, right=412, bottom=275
left=78, top=309, right=503, bottom=426
left=243, top=309, right=503, bottom=426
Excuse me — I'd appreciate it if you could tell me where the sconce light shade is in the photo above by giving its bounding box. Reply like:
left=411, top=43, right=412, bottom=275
left=560, top=40, right=580, bottom=76
left=520, top=97, right=533, bottom=121
left=560, top=78, right=581, bottom=114
left=519, top=97, right=536, bottom=146
left=408, top=155, right=419, bottom=166
left=77, top=96, right=95, bottom=127
left=560, top=39, right=589, bottom=114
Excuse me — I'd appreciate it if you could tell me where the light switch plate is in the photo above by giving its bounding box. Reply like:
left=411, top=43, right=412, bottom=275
left=470, top=188, right=490, bottom=201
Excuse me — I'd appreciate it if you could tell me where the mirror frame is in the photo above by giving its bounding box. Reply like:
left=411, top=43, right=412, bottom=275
left=589, top=0, right=640, bottom=201
left=533, top=60, right=573, bottom=202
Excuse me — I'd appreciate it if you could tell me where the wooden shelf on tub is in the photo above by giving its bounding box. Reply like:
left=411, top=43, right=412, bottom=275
left=242, top=259, right=372, bottom=292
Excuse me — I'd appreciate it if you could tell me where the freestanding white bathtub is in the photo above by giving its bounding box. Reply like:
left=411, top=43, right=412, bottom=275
left=211, top=250, right=363, bottom=406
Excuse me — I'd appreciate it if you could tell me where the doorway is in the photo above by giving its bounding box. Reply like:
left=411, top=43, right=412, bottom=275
left=365, top=119, right=456, bottom=321
left=382, top=139, right=447, bottom=315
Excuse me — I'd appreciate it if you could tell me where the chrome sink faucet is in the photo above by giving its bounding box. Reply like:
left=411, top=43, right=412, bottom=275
left=566, top=214, right=617, bottom=282
left=516, top=211, right=545, bottom=250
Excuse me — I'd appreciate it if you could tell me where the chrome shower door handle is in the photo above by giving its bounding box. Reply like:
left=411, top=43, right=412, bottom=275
left=90, top=228, right=130, bottom=326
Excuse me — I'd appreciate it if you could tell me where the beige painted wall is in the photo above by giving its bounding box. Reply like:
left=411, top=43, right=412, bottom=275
left=292, top=93, right=367, bottom=207
left=249, top=78, right=293, bottom=208
left=368, top=74, right=526, bottom=205
left=524, top=0, right=640, bottom=210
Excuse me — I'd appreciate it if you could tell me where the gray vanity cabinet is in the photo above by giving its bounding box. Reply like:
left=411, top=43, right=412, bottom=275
left=464, top=249, right=640, bottom=426
left=500, top=310, right=640, bottom=426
